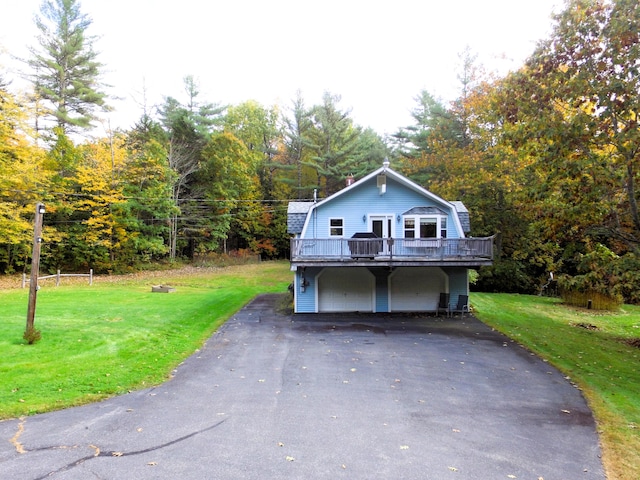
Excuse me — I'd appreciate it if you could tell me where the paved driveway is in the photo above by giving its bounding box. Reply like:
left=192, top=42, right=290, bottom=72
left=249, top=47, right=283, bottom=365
left=1, top=294, right=604, bottom=479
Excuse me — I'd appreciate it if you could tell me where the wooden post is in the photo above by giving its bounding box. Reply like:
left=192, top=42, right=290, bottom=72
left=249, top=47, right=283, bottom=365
left=25, top=203, right=45, bottom=337
left=89, top=269, right=93, bottom=286
left=56, top=269, right=61, bottom=286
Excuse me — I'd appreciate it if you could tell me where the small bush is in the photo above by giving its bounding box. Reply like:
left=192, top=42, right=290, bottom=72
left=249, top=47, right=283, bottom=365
left=275, top=291, right=294, bottom=315
left=23, top=326, right=42, bottom=345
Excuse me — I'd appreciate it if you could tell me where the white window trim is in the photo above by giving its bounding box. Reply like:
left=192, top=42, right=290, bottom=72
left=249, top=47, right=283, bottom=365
left=403, top=215, right=447, bottom=239
left=368, top=213, right=396, bottom=238
left=329, top=217, right=345, bottom=237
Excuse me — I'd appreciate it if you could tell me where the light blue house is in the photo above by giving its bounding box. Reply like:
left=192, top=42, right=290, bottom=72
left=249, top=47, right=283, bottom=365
left=287, top=161, right=494, bottom=314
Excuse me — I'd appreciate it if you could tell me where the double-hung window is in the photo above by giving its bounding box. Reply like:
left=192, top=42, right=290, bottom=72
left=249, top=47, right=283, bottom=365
left=403, top=218, right=415, bottom=238
left=329, top=218, right=344, bottom=237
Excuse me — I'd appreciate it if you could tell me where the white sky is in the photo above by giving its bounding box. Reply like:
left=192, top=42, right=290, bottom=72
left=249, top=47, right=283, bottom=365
left=0, top=0, right=561, bottom=138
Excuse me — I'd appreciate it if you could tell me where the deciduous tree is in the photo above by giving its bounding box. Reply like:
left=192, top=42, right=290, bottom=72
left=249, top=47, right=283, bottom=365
left=0, top=84, right=48, bottom=272
left=197, top=132, right=259, bottom=252
left=526, top=0, right=640, bottom=251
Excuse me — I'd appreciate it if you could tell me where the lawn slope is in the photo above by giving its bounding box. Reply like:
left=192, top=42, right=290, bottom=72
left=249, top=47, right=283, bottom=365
left=0, top=262, right=291, bottom=419
left=472, top=293, right=640, bottom=480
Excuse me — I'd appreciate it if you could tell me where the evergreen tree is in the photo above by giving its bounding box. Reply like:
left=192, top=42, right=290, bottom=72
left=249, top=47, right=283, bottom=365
left=27, top=0, right=107, bottom=134
left=306, top=92, right=361, bottom=197
left=157, top=76, right=225, bottom=259
left=351, top=127, right=390, bottom=175
left=281, top=91, right=313, bottom=198
left=393, top=91, right=447, bottom=155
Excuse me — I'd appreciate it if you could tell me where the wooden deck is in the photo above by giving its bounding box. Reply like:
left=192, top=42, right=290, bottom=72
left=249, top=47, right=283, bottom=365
left=290, top=237, right=494, bottom=268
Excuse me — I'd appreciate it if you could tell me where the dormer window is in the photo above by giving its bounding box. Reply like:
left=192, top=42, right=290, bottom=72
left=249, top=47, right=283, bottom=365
left=402, top=207, right=448, bottom=239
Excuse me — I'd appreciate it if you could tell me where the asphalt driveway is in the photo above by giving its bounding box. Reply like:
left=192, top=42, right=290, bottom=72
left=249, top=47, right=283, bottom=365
left=1, top=294, right=604, bottom=479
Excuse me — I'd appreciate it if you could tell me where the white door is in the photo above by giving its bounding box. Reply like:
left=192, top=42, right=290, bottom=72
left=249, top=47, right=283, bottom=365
left=318, top=268, right=374, bottom=312
left=370, top=215, right=393, bottom=254
left=390, top=268, right=447, bottom=312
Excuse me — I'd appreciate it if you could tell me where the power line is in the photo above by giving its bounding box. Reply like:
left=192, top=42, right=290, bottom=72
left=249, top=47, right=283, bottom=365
left=4, top=188, right=313, bottom=205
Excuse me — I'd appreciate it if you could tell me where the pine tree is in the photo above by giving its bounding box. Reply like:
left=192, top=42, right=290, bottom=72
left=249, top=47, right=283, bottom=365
left=27, top=0, right=107, bottom=134
left=306, top=92, right=361, bottom=197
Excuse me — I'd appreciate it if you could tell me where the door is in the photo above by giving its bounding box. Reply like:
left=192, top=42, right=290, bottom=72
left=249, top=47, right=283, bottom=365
left=389, top=267, right=447, bottom=312
left=370, top=215, right=393, bottom=254
left=318, top=268, right=374, bottom=312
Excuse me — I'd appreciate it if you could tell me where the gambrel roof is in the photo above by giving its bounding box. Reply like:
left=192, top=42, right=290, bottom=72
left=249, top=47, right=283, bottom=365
left=287, top=202, right=313, bottom=234
left=450, top=201, right=471, bottom=233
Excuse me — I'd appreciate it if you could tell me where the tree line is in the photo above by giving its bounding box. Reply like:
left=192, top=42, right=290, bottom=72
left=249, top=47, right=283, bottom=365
left=2, top=0, right=640, bottom=304
left=394, top=0, right=640, bottom=303
left=0, top=76, right=387, bottom=273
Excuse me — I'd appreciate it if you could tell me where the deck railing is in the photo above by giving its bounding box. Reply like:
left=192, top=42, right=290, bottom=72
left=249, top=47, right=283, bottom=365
left=291, top=237, right=494, bottom=261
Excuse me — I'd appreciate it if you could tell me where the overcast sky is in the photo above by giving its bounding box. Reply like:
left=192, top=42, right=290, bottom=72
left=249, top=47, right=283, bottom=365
left=1, top=0, right=561, bottom=137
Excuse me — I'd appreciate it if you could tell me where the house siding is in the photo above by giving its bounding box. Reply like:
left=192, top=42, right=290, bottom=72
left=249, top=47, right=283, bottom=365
left=303, top=177, right=462, bottom=240
left=293, top=265, right=471, bottom=314
left=295, top=267, right=322, bottom=313
left=445, top=267, right=469, bottom=309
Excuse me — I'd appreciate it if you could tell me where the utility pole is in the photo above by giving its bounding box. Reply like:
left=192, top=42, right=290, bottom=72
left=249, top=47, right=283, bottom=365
left=25, top=203, right=45, bottom=342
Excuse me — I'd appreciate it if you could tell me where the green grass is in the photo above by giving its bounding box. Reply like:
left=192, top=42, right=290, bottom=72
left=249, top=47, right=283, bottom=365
left=0, top=262, right=291, bottom=419
left=2, top=269, right=638, bottom=478
left=472, top=293, right=640, bottom=480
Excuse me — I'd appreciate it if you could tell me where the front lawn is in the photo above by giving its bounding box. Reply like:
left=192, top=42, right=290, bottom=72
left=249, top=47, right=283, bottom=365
left=472, top=293, right=640, bottom=480
left=0, top=262, right=291, bottom=420
left=2, top=269, right=637, bottom=479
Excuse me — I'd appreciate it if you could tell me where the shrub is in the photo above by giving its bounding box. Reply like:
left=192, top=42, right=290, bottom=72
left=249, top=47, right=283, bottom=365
left=559, top=288, right=622, bottom=311
left=23, top=326, right=42, bottom=345
left=612, top=253, right=640, bottom=305
left=556, top=242, right=624, bottom=309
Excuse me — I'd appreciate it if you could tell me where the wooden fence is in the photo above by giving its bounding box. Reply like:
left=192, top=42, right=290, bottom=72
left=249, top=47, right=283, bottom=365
left=22, top=269, right=93, bottom=288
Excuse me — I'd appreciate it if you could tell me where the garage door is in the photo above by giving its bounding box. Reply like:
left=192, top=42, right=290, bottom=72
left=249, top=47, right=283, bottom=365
left=318, top=268, right=374, bottom=312
left=390, top=268, right=446, bottom=312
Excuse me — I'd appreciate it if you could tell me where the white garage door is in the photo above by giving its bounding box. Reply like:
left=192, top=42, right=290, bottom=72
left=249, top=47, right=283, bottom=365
left=318, top=268, right=374, bottom=312
left=390, top=268, right=446, bottom=312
